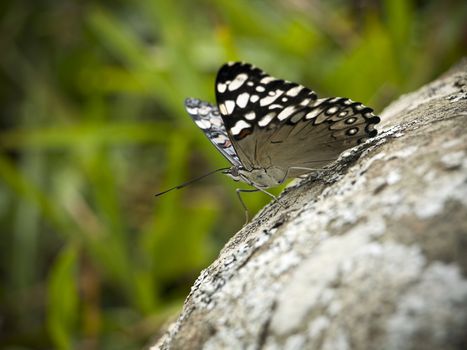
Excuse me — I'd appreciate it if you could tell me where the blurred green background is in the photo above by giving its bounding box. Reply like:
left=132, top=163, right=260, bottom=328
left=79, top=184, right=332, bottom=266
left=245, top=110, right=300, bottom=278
left=0, top=0, right=466, bottom=348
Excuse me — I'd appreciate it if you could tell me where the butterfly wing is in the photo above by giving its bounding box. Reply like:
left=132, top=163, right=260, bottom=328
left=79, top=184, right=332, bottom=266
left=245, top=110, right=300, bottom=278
left=215, top=62, right=380, bottom=176
left=257, top=96, right=380, bottom=177
left=184, top=98, right=241, bottom=166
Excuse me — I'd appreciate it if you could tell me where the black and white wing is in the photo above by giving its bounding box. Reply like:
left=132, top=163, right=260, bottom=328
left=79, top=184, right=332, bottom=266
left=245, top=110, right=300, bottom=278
left=215, top=62, right=380, bottom=176
left=184, top=98, right=241, bottom=166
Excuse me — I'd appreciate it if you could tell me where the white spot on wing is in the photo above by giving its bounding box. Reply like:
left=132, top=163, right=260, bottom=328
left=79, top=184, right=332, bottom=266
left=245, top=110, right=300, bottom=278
left=300, top=98, right=312, bottom=106
left=210, top=116, right=222, bottom=127
left=286, top=85, right=303, bottom=97
left=305, top=108, right=322, bottom=120
left=245, top=111, right=256, bottom=120
left=198, top=105, right=210, bottom=115
left=230, top=120, right=251, bottom=135
left=277, top=106, right=296, bottom=120
left=260, top=76, right=274, bottom=84
left=250, top=95, right=259, bottom=103
left=225, top=100, right=235, bottom=114
left=258, top=112, right=276, bottom=127
left=219, top=103, right=227, bottom=115
left=260, top=89, right=284, bottom=106
left=312, top=98, right=327, bottom=107
left=326, top=106, right=339, bottom=114
left=256, top=85, right=266, bottom=92
left=236, top=92, right=250, bottom=108
left=217, top=83, right=227, bottom=93
left=194, top=119, right=211, bottom=129
left=213, top=134, right=229, bottom=143
left=228, top=73, right=248, bottom=91
left=186, top=107, right=197, bottom=115
left=269, top=104, right=283, bottom=109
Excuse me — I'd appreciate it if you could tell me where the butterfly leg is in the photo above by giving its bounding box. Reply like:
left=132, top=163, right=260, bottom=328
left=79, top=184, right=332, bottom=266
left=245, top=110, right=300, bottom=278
left=236, top=188, right=259, bottom=224
left=236, top=187, right=282, bottom=224
left=256, top=187, right=278, bottom=200
left=253, top=186, right=285, bottom=209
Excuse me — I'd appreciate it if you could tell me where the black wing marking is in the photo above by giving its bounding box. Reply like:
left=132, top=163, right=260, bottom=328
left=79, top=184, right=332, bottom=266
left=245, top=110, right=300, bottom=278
left=214, top=62, right=380, bottom=173
left=215, top=62, right=318, bottom=169
left=184, top=98, right=241, bottom=166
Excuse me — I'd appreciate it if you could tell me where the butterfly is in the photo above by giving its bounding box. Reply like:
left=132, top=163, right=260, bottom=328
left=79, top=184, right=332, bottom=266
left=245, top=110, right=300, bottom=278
left=161, top=62, right=380, bottom=221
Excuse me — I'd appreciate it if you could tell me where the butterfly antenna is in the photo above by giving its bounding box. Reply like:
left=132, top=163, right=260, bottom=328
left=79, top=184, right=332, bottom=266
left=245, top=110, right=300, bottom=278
left=155, top=167, right=231, bottom=197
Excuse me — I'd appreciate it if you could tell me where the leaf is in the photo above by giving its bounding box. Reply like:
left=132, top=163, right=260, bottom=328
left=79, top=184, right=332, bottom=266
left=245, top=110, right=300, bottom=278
left=47, top=243, right=79, bottom=350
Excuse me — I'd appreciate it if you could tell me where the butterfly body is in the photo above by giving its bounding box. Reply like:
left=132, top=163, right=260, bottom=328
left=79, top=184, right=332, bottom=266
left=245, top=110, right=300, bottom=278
left=185, top=62, right=380, bottom=193
left=227, top=165, right=287, bottom=189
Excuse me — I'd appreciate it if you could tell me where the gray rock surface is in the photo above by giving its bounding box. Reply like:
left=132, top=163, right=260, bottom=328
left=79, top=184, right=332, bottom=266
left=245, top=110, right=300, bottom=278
left=152, top=59, right=467, bottom=350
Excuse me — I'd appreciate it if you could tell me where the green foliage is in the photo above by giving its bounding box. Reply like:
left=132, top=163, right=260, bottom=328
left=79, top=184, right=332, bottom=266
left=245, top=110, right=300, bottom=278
left=47, top=243, right=79, bottom=350
left=0, top=0, right=465, bottom=348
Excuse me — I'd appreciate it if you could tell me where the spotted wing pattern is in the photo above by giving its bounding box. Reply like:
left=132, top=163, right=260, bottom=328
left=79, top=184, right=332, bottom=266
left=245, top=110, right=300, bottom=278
left=184, top=97, right=241, bottom=166
left=215, top=62, right=380, bottom=175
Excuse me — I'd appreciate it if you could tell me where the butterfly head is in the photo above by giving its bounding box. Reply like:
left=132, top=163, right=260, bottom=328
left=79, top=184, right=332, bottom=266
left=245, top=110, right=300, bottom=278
left=224, top=165, right=242, bottom=182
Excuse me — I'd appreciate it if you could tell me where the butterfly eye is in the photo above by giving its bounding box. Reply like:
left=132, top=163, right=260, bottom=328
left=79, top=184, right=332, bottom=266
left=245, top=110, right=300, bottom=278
left=229, top=166, right=239, bottom=177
